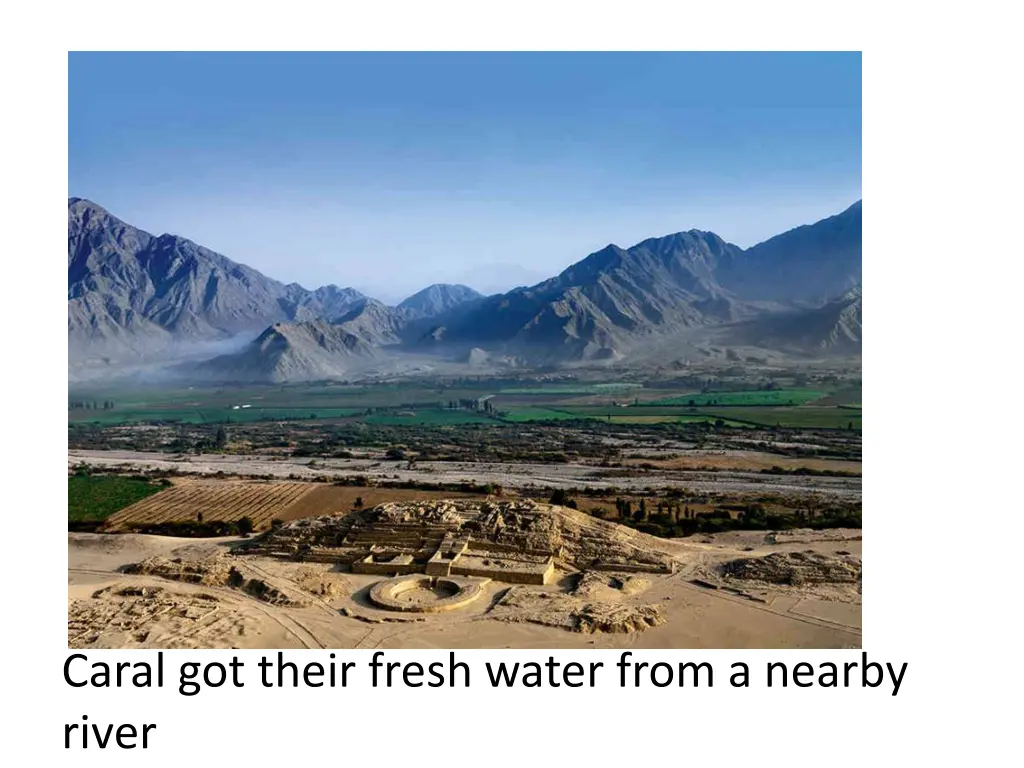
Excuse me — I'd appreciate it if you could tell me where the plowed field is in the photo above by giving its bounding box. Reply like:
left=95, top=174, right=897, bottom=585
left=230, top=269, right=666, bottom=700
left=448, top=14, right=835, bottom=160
left=105, top=481, right=314, bottom=531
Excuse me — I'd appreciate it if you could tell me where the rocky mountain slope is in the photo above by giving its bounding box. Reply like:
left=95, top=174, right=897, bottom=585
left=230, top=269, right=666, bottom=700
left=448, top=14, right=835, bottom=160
left=435, top=210, right=860, bottom=361
left=728, top=286, right=862, bottom=353
left=68, top=198, right=366, bottom=362
left=720, top=200, right=862, bottom=302
left=196, top=319, right=377, bottom=383
left=397, top=283, right=484, bottom=318
left=69, top=198, right=862, bottom=381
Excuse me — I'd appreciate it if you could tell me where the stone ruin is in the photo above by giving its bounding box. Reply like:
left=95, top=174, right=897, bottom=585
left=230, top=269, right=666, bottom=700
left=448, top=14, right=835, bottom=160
left=244, top=499, right=674, bottom=585
left=122, top=555, right=308, bottom=606
left=721, top=551, right=862, bottom=586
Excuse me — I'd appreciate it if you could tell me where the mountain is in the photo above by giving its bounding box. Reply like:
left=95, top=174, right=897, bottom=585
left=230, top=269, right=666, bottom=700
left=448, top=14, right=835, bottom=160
left=196, top=319, right=377, bottom=383
left=720, top=201, right=862, bottom=302
left=439, top=230, right=748, bottom=360
left=728, top=286, right=862, bottom=354
left=333, top=299, right=406, bottom=346
left=434, top=204, right=862, bottom=361
left=69, top=198, right=862, bottom=381
left=397, top=283, right=483, bottom=318
left=68, top=198, right=366, bottom=362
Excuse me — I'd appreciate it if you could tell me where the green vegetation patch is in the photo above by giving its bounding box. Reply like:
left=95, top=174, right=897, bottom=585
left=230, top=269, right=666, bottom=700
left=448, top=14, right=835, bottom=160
left=702, top=407, right=862, bottom=429
left=68, top=475, right=165, bottom=523
left=499, top=382, right=640, bottom=395
left=363, top=410, right=497, bottom=426
left=500, top=408, right=596, bottom=422
left=651, top=389, right=828, bottom=406
left=68, top=405, right=364, bottom=425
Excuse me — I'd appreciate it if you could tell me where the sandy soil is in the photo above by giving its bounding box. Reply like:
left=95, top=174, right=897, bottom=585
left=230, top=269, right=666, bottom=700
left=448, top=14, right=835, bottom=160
left=623, top=450, right=861, bottom=474
left=69, top=449, right=861, bottom=499
left=275, top=485, right=484, bottom=522
left=68, top=527, right=861, bottom=650
left=102, top=478, right=488, bottom=530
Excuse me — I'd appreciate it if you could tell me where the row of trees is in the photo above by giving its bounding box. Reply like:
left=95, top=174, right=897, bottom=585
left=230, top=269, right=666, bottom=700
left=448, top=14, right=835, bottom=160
left=69, top=400, right=115, bottom=410
left=446, top=398, right=498, bottom=414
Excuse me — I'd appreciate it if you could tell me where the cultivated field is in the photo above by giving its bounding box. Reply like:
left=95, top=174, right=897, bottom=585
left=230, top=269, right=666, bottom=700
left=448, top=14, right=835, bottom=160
left=68, top=373, right=862, bottom=430
left=68, top=474, right=165, bottom=524
left=104, top=480, right=313, bottom=531
left=651, top=388, right=827, bottom=406
left=99, top=479, right=493, bottom=532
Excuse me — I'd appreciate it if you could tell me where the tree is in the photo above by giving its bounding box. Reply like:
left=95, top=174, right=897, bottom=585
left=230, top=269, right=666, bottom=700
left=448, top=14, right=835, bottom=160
left=549, top=488, right=569, bottom=506
left=237, top=516, right=254, bottom=536
left=353, top=496, right=364, bottom=509
left=215, top=426, right=228, bottom=449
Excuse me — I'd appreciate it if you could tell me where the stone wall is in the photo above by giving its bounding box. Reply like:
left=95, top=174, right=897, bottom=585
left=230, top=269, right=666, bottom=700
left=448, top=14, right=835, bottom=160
left=451, top=556, right=555, bottom=585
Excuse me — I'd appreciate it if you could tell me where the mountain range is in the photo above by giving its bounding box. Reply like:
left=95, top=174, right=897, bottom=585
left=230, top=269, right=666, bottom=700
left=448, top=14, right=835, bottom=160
left=68, top=198, right=861, bottom=382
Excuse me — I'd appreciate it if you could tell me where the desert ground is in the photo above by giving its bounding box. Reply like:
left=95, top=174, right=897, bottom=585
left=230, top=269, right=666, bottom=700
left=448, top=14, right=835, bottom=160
left=69, top=503, right=860, bottom=650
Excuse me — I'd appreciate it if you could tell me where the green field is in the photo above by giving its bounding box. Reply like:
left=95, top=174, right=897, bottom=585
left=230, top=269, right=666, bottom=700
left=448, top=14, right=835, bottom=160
left=605, top=414, right=750, bottom=426
left=651, top=389, right=827, bottom=406
left=68, top=405, right=365, bottom=425
left=69, top=380, right=860, bottom=431
left=500, top=402, right=858, bottom=429
left=701, top=407, right=861, bottom=429
left=499, top=382, right=641, bottom=395
left=68, top=475, right=165, bottom=522
left=363, top=410, right=497, bottom=426
left=68, top=382, right=494, bottom=425
left=500, top=407, right=595, bottom=422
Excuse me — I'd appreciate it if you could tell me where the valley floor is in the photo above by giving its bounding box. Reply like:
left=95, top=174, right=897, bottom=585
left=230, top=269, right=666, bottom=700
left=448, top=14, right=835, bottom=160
left=69, top=448, right=861, bottom=499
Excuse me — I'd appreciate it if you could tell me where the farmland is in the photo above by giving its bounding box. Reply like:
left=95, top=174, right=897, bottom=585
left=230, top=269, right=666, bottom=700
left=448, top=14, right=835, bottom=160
left=651, top=388, right=828, bottom=406
left=69, top=373, right=861, bottom=431
left=103, top=480, right=313, bottom=531
left=94, top=479, right=494, bottom=533
left=498, top=382, right=641, bottom=395
left=68, top=367, right=861, bottom=539
left=498, top=403, right=859, bottom=429
left=363, top=410, right=495, bottom=426
left=68, top=474, right=165, bottom=523
left=501, top=407, right=594, bottom=422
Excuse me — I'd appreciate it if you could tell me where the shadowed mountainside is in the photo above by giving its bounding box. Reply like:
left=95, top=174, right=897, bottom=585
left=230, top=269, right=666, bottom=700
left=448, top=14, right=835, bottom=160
left=69, top=198, right=862, bottom=381
left=68, top=198, right=367, bottom=362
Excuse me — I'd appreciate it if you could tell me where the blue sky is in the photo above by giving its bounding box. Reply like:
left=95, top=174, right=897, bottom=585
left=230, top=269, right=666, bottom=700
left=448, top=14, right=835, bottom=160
left=69, top=52, right=861, bottom=302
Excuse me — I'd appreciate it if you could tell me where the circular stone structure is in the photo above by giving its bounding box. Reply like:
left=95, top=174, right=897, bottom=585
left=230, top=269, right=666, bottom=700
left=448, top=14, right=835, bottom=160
left=368, top=575, right=489, bottom=613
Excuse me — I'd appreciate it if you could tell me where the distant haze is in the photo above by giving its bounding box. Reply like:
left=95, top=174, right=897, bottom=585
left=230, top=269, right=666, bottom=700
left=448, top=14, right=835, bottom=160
left=69, top=52, right=861, bottom=299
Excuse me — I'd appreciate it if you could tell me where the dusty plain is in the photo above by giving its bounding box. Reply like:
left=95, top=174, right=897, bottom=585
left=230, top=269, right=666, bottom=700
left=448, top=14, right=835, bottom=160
left=69, top=517, right=861, bottom=650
